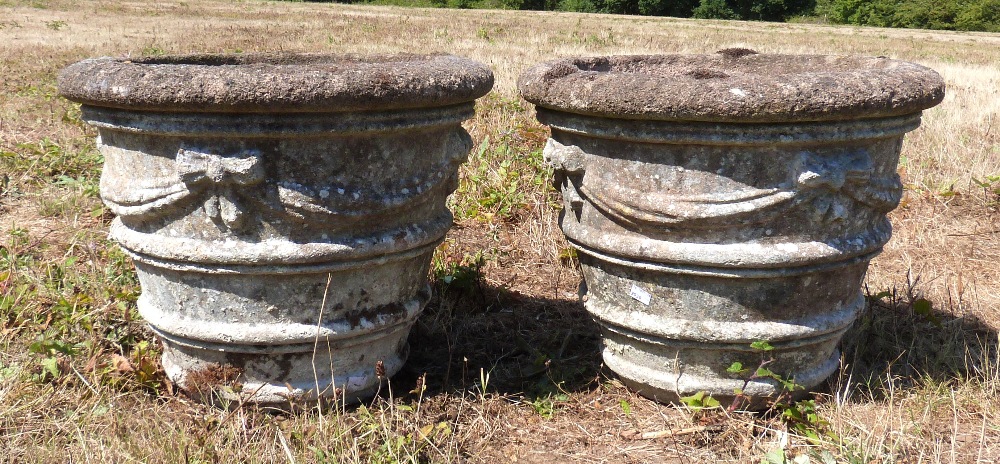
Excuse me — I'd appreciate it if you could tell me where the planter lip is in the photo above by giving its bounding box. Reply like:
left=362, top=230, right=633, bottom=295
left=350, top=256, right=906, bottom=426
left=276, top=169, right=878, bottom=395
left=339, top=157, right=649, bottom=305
left=58, top=52, right=494, bottom=113
left=518, top=50, right=945, bottom=123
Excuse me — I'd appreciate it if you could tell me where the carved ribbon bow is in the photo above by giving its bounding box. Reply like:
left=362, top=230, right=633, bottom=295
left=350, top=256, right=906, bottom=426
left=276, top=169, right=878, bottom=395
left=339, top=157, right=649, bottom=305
left=176, top=149, right=265, bottom=231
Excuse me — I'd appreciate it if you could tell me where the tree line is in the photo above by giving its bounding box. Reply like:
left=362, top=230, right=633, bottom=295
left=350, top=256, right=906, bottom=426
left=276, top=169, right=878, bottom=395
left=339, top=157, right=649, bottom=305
left=336, top=0, right=1000, bottom=32
left=816, top=0, right=1000, bottom=32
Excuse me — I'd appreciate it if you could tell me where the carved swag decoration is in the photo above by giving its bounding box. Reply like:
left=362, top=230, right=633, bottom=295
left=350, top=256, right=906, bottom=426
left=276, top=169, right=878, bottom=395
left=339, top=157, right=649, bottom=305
left=545, top=139, right=902, bottom=230
left=101, top=146, right=463, bottom=232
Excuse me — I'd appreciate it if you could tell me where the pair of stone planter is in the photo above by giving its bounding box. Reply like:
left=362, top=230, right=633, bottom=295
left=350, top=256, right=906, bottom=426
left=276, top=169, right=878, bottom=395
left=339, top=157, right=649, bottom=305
left=58, top=51, right=943, bottom=409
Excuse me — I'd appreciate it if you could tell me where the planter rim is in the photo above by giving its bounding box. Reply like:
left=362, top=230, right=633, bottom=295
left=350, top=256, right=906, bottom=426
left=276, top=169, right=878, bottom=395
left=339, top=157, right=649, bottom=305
left=58, top=52, right=494, bottom=113
left=518, top=51, right=945, bottom=123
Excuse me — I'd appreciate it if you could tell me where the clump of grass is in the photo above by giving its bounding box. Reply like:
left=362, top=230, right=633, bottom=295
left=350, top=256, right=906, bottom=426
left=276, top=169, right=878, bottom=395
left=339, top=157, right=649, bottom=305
left=451, top=94, right=553, bottom=223
left=1, top=138, right=100, bottom=194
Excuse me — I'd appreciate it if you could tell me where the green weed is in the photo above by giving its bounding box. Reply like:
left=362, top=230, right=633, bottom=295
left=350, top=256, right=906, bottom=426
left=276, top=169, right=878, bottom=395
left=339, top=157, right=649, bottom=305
left=432, top=248, right=485, bottom=294
left=679, top=390, right=721, bottom=410
left=44, top=19, right=66, bottom=30
left=530, top=392, right=568, bottom=419
left=972, top=174, right=1000, bottom=206
left=309, top=402, right=455, bottom=464
left=453, top=135, right=551, bottom=221
left=0, top=138, right=101, bottom=186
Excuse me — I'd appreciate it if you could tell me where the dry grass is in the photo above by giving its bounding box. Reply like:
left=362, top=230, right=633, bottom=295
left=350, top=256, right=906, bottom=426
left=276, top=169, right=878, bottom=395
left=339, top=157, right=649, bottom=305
left=1, top=0, right=999, bottom=462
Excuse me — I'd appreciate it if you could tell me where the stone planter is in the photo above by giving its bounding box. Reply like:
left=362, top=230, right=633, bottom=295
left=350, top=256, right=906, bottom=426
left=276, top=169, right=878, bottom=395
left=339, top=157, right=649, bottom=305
left=59, top=53, right=493, bottom=406
left=519, top=51, right=944, bottom=407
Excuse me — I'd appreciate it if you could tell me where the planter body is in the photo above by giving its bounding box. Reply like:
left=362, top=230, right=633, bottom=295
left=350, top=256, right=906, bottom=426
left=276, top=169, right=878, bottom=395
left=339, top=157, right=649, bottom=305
left=520, top=53, right=944, bottom=406
left=59, top=53, right=493, bottom=406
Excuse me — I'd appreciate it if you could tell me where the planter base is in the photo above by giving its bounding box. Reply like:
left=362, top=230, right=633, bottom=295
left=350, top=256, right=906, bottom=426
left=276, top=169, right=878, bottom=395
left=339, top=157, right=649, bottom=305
left=580, top=247, right=862, bottom=405
left=134, top=252, right=433, bottom=407
left=159, top=325, right=412, bottom=408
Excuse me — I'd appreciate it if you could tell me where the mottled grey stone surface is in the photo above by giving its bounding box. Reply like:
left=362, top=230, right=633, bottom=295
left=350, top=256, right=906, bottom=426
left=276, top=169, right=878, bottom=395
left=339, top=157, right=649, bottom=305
left=59, top=53, right=493, bottom=113
left=59, top=53, right=493, bottom=407
left=519, top=51, right=944, bottom=123
left=520, top=52, right=944, bottom=408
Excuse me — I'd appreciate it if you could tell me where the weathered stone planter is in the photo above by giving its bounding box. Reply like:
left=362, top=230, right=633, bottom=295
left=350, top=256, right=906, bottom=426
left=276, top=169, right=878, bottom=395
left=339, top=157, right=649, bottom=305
left=59, top=53, right=493, bottom=406
left=519, top=51, right=944, bottom=407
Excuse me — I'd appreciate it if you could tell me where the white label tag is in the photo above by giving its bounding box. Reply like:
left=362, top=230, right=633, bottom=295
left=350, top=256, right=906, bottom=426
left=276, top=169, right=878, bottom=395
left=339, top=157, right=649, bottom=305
left=629, top=284, right=652, bottom=305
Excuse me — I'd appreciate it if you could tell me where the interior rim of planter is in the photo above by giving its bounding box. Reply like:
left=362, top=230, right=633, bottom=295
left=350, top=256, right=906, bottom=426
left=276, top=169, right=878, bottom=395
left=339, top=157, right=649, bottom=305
left=127, top=52, right=448, bottom=67
left=554, top=52, right=918, bottom=77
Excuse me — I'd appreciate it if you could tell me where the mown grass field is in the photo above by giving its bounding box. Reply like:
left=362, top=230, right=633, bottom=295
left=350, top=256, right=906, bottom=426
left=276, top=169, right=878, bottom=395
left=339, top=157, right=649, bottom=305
left=1, top=0, right=999, bottom=462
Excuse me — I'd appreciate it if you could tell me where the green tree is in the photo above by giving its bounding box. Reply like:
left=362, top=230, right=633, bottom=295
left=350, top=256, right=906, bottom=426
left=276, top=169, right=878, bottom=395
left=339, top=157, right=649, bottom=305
left=894, top=0, right=960, bottom=29
left=826, top=0, right=899, bottom=27
left=737, top=0, right=817, bottom=21
left=692, top=0, right=737, bottom=19
left=693, top=0, right=814, bottom=20
left=955, top=0, right=1000, bottom=31
left=517, top=0, right=560, bottom=9
left=559, top=0, right=598, bottom=11
left=824, top=0, right=1000, bottom=32
left=597, top=0, right=640, bottom=14
left=638, top=0, right=699, bottom=16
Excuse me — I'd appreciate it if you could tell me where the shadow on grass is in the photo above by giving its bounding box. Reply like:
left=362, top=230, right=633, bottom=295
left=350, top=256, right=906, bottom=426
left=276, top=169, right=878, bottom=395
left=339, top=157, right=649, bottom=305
left=836, top=279, right=999, bottom=401
left=399, top=279, right=604, bottom=401
left=399, top=269, right=999, bottom=406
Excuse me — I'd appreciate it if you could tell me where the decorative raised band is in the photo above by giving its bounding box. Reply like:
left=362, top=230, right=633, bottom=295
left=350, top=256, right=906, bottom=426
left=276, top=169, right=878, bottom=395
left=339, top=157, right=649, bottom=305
left=81, top=102, right=475, bottom=137
left=538, top=108, right=923, bottom=146
left=113, top=217, right=448, bottom=273
left=142, top=284, right=430, bottom=350
left=567, top=234, right=884, bottom=276
left=588, top=292, right=864, bottom=345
